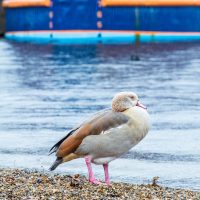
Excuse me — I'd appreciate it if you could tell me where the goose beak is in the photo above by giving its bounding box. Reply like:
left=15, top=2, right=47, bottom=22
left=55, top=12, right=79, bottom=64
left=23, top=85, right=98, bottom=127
left=136, top=101, right=147, bottom=110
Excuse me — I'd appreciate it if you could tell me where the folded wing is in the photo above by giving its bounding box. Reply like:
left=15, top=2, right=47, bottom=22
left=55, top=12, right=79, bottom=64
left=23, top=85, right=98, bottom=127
left=50, top=109, right=130, bottom=158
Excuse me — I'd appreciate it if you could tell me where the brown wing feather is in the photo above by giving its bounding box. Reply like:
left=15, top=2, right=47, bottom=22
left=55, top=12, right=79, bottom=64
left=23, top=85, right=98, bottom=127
left=57, top=124, right=91, bottom=157
left=56, top=110, right=129, bottom=158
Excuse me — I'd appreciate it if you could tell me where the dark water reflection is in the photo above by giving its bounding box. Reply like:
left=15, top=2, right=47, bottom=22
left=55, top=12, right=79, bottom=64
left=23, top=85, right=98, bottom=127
left=0, top=40, right=200, bottom=190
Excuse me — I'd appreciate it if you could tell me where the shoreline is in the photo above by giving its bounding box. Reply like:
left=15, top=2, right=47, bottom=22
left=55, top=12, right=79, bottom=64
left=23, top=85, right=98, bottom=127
left=1, top=169, right=200, bottom=199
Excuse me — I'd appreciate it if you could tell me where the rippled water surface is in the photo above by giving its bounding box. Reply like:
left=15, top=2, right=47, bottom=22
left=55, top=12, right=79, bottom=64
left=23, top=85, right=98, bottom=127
left=0, top=40, right=200, bottom=190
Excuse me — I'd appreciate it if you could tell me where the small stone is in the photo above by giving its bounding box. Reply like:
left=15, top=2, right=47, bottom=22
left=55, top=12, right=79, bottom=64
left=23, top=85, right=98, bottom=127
left=36, top=178, right=42, bottom=184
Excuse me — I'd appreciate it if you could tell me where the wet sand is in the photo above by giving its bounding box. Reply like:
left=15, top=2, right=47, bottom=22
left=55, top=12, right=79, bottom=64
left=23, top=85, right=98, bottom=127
left=1, top=169, right=200, bottom=200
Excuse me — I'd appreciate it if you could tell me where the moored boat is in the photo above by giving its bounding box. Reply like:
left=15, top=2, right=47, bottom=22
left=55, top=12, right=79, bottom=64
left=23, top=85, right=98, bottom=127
left=3, top=0, right=200, bottom=44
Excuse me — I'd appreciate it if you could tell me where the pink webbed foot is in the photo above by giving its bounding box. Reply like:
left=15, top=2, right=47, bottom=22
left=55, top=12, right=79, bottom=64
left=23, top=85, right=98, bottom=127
left=105, top=180, right=111, bottom=186
left=89, top=178, right=102, bottom=185
left=104, top=179, right=111, bottom=186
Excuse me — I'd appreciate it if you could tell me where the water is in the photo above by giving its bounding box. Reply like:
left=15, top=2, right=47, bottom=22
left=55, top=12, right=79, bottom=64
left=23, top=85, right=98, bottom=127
left=0, top=40, right=200, bottom=190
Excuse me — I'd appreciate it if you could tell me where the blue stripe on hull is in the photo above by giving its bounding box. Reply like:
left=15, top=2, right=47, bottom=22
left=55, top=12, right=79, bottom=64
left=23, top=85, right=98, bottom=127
left=5, top=31, right=200, bottom=44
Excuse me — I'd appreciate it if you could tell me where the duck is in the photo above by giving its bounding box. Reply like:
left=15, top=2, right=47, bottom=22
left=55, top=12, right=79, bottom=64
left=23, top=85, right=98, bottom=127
left=49, top=92, right=150, bottom=185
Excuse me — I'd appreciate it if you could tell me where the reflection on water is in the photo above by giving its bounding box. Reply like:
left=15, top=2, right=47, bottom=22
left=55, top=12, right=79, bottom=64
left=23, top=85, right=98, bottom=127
left=0, top=40, right=200, bottom=190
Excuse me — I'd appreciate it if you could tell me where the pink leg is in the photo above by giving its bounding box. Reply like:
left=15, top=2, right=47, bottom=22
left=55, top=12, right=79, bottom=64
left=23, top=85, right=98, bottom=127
left=103, top=163, right=111, bottom=185
left=85, top=157, right=101, bottom=185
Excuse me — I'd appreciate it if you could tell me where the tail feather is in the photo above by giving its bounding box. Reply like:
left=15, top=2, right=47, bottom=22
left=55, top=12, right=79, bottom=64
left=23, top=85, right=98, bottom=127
left=48, top=150, right=56, bottom=156
left=49, top=158, right=63, bottom=171
left=49, top=128, right=78, bottom=155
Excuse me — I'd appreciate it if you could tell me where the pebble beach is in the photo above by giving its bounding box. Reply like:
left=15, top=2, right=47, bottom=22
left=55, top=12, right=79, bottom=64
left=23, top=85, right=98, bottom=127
left=1, top=169, right=200, bottom=200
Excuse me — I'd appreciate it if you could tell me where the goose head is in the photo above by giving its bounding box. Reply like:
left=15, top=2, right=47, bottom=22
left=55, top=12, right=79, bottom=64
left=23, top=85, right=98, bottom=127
left=112, top=92, right=147, bottom=112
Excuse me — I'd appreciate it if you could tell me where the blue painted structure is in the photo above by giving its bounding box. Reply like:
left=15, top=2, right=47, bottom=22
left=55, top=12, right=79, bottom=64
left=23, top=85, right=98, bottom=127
left=4, top=0, right=200, bottom=43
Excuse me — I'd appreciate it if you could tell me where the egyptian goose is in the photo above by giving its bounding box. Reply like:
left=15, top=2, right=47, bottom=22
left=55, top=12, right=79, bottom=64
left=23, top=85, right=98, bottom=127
left=49, top=92, right=150, bottom=185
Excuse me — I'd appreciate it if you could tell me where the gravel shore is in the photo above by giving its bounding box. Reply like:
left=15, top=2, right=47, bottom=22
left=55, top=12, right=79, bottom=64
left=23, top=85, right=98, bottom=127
left=0, top=169, right=200, bottom=200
